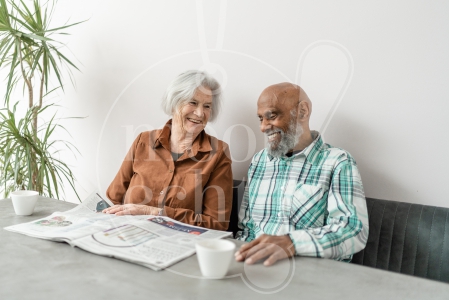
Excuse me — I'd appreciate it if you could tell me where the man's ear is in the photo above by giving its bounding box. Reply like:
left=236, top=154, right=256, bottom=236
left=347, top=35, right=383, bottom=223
left=298, top=101, right=310, bottom=119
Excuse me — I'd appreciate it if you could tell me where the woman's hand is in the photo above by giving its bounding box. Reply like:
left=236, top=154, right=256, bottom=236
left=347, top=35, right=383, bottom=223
left=102, top=204, right=161, bottom=216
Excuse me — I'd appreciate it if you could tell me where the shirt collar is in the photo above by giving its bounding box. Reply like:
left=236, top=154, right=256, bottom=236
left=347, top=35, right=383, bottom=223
left=152, top=119, right=212, bottom=157
left=301, top=131, right=324, bottom=165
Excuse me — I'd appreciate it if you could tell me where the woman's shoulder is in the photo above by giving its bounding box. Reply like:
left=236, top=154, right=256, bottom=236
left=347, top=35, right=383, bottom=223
left=133, top=129, right=163, bottom=145
left=139, top=128, right=162, bottom=138
left=202, top=131, right=230, bottom=157
left=203, top=131, right=228, bottom=146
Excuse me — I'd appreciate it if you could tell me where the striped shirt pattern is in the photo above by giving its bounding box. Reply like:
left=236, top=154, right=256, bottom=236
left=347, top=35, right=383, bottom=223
left=236, top=132, right=369, bottom=261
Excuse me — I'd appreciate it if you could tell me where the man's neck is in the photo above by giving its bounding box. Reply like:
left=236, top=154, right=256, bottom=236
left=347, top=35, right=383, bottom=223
left=291, top=129, right=314, bottom=152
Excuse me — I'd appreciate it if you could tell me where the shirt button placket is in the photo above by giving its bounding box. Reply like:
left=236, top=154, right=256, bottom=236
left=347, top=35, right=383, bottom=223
left=162, top=163, right=175, bottom=201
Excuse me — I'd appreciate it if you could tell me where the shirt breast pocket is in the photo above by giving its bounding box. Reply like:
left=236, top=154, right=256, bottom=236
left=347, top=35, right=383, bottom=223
left=290, top=183, right=326, bottom=228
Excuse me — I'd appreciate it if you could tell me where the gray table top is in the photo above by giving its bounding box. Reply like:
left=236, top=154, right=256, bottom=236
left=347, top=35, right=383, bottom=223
left=1, top=197, right=448, bottom=300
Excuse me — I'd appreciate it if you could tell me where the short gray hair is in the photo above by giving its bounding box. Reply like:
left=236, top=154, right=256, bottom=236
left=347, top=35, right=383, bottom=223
left=161, top=70, right=222, bottom=122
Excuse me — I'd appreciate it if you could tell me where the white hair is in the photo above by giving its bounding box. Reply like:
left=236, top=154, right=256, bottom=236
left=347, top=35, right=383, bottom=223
left=161, top=70, right=222, bottom=122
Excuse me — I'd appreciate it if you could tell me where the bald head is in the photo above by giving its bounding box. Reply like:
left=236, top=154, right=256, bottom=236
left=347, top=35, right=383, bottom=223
left=258, top=83, right=312, bottom=116
left=257, top=83, right=313, bottom=155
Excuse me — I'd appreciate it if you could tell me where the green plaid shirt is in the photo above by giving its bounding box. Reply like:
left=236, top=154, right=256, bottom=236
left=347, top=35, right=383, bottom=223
left=236, top=132, right=368, bottom=261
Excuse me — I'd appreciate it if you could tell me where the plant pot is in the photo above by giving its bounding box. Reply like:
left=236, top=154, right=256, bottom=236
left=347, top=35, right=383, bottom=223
left=11, top=190, right=39, bottom=216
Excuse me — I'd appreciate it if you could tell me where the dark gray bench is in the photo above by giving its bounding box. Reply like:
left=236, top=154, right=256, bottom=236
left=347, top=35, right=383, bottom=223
left=351, top=197, right=449, bottom=283
left=228, top=180, right=449, bottom=284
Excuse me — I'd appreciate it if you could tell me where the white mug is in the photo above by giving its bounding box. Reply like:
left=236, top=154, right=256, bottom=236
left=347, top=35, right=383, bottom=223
left=195, top=239, right=236, bottom=279
left=11, top=190, right=39, bottom=216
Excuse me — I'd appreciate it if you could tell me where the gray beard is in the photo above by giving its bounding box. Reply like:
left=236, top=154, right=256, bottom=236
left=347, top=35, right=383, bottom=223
left=265, top=118, right=303, bottom=158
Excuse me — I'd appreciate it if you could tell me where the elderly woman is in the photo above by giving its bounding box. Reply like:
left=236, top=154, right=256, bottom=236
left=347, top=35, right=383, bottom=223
left=103, top=70, right=233, bottom=231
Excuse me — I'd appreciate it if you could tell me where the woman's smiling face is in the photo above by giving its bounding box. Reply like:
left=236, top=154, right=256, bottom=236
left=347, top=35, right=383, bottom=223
left=175, top=86, right=213, bottom=135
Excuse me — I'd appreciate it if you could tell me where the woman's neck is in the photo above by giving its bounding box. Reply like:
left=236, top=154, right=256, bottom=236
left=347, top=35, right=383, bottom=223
left=170, top=119, right=200, bottom=153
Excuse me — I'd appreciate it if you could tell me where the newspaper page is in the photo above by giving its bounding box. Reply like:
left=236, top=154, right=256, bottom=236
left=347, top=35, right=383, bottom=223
left=4, top=193, right=233, bottom=270
left=63, top=192, right=115, bottom=215
left=71, top=216, right=232, bottom=271
left=3, top=192, right=119, bottom=241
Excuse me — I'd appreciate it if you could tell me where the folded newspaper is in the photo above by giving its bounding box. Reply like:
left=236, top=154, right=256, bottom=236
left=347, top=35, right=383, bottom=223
left=4, top=192, right=232, bottom=271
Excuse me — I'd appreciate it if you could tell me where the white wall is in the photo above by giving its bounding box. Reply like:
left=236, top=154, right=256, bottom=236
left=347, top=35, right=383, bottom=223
left=5, top=0, right=448, bottom=207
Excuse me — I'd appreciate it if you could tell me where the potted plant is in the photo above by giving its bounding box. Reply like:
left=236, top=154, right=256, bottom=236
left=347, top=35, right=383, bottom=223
left=0, top=0, right=85, bottom=203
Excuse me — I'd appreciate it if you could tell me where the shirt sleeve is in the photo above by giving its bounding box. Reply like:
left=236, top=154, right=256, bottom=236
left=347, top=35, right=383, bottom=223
left=162, top=142, right=233, bottom=231
left=106, top=134, right=142, bottom=205
left=288, top=158, right=369, bottom=260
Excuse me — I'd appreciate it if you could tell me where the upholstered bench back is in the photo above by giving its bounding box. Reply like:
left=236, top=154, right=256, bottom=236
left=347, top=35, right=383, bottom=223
left=351, top=197, right=449, bottom=283
left=228, top=180, right=449, bottom=283
left=227, top=180, right=246, bottom=237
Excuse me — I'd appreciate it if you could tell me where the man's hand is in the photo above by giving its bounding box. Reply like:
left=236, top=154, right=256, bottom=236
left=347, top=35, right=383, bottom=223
left=234, top=234, right=295, bottom=266
left=102, top=204, right=161, bottom=216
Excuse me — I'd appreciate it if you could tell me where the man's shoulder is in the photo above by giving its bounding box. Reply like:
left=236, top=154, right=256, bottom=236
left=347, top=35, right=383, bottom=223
left=308, top=141, right=357, bottom=167
left=322, top=143, right=354, bottom=159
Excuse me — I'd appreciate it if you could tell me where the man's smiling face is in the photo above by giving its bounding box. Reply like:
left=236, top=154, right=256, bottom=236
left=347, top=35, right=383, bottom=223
left=257, top=89, right=302, bottom=157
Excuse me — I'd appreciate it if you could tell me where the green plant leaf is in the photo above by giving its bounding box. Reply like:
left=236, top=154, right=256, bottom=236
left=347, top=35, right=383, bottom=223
left=0, top=0, right=83, bottom=201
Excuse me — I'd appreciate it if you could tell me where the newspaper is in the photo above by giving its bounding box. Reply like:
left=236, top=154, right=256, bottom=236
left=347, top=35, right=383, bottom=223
left=4, top=192, right=232, bottom=271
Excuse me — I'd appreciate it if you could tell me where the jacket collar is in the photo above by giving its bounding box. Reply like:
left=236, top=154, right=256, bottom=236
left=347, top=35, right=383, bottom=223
left=152, top=119, right=212, bottom=158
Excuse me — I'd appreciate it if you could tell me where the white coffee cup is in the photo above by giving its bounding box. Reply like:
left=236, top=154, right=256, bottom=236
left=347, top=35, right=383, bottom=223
left=195, top=239, right=236, bottom=279
left=11, top=190, right=39, bottom=216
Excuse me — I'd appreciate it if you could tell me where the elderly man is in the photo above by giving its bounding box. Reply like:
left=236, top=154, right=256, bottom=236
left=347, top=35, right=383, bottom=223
left=235, top=83, right=368, bottom=266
